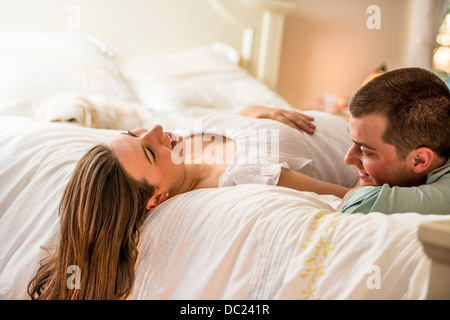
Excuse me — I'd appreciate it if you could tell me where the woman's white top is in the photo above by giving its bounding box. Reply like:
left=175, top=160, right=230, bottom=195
left=175, top=111, right=358, bottom=188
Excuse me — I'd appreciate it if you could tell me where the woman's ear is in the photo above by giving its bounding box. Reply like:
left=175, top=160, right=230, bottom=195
left=146, top=191, right=170, bottom=211
left=411, top=147, right=434, bottom=174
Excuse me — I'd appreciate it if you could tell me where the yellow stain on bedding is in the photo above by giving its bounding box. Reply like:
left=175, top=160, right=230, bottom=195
left=299, top=211, right=350, bottom=300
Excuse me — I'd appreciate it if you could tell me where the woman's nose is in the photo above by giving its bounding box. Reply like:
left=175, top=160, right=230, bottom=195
left=144, top=125, right=164, bottom=143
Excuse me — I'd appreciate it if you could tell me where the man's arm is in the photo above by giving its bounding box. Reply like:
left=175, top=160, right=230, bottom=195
left=338, top=179, right=450, bottom=215
left=338, top=179, right=376, bottom=210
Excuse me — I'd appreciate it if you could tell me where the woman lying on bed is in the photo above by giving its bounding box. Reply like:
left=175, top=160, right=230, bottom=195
left=28, top=105, right=357, bottom=300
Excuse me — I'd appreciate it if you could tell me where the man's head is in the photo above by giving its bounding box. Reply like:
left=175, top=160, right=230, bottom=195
left=345, top=67, right=450, bottom=187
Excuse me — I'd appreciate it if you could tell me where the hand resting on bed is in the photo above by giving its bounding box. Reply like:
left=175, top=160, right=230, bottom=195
left=237, top=105, right=316, bottom=134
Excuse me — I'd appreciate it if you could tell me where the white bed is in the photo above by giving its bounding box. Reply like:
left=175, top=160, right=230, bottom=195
left=0, top=0, right=449, bottom=300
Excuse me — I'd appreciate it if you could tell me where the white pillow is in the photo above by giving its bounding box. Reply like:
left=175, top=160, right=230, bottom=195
left=0, top=31, right=137, bottom=117
left=120, top=43, right=291, bottom=113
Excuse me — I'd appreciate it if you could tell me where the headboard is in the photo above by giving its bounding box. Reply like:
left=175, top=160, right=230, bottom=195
left=0, top=0, right=295, bottom=90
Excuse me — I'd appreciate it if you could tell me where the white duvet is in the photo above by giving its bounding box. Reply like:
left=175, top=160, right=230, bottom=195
left=135, top=184, right=448, bottom=300
left=1, top=115, right=449, bottom=300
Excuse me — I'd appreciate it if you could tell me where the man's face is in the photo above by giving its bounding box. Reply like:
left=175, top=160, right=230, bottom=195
left=344, top=114, right=416, bottom=187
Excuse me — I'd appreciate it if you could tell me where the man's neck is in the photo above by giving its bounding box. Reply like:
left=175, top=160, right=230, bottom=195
left=427, top=155, right=447, bottom=174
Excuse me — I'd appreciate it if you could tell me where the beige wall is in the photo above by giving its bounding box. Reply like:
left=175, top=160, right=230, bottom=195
left=277, top=0, right=411, bottom=109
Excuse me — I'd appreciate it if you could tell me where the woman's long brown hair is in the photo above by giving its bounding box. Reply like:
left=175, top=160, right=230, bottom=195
left=28, top=144, right=154, bottom=299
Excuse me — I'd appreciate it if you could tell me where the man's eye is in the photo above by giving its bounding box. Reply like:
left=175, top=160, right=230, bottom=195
left=360, top=148, right=372, bottom=156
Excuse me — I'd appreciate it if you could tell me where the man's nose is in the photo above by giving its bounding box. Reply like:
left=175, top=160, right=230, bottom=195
left=344, top=143, right=361, bottom=166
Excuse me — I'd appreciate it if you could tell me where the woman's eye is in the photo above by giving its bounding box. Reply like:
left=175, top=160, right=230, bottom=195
left=147, top=147, right=156, bottom=161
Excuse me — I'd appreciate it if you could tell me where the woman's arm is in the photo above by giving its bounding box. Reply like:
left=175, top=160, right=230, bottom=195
left=277, top=167, right=350, bottom=198
left=236, top=105, right=316, bottom=134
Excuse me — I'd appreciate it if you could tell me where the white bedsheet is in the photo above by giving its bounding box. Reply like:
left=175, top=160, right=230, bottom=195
left=1, top=116, right=449, bottom=300
left=134, top=184, right=448, bottom=300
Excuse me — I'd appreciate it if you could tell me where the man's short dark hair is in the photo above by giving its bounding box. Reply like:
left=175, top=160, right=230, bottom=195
left=350, top=67, right=450, bottom=159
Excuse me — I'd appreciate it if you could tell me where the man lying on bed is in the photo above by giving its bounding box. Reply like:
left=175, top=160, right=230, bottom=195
left=242, top=67, right=449, bottom=215
left=337, top=67, right=449, bottom=215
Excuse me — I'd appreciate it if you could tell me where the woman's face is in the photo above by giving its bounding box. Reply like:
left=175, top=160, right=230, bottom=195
left=109, top=125, right=185, bottom=198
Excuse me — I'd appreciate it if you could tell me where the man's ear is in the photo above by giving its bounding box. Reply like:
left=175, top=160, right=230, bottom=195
left=411, top=147, right=434, bottom=174
left=146, top=192, right=169, bottom=211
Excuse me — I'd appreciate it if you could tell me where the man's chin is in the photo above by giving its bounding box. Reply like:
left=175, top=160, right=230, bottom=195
left=359, top=174, right=377, bottom=186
